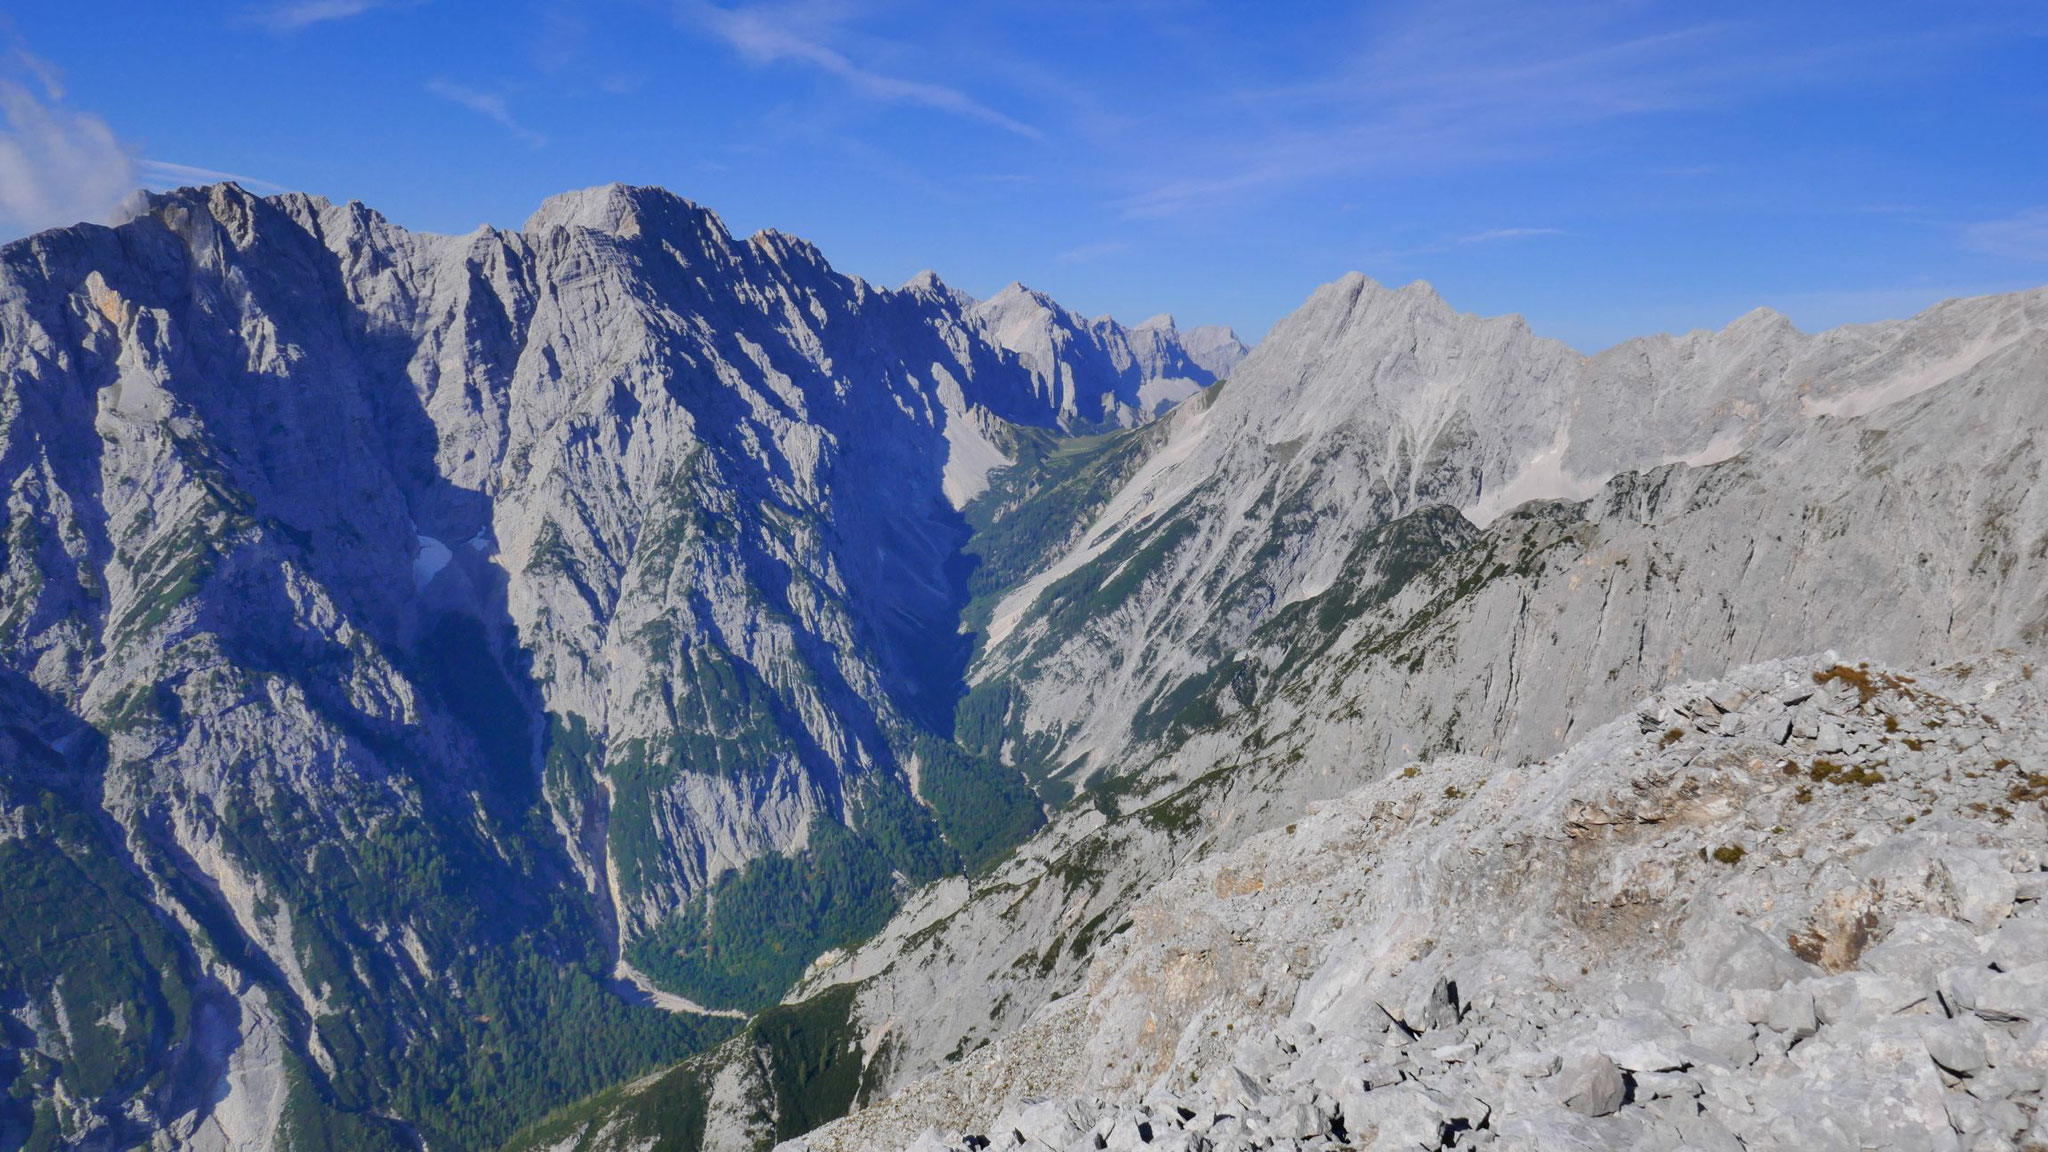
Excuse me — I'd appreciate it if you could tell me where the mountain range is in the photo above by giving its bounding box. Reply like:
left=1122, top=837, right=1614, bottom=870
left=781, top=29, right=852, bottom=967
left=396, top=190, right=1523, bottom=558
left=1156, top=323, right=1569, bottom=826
left=2, top=181, right=2044, bottom=1152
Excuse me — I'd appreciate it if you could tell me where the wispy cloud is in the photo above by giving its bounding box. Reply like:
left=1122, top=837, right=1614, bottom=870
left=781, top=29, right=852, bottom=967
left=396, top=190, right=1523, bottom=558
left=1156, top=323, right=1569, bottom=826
left=140, top=159, right=290, bottom=195
left=242, top=0, right=405, bottom=33
left=1358, top=224, right=1569, bottom=267
left=426, top=80, right=546, bottom=147
left=1114, top=2, right=1963, bottom=219
left=1457, top=227, right=1565, bottom=245
left=682, top=2, right=1042, bottom=140
left=0, top=47, right=137, bottom=237
left=1960, top=208, right=2048, bottom=262
left=1057, top=239, right=1130, bottom=263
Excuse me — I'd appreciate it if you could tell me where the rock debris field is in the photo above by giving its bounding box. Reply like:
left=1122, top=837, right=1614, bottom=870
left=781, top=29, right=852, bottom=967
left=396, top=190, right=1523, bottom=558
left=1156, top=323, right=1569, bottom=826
left=798, top=653, right=2048, bottom=1152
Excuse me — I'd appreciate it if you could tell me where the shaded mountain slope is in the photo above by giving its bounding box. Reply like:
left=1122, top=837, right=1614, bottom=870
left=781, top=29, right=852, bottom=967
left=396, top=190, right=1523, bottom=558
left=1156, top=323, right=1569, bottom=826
left=0, top=182, right=1225, bottom=1149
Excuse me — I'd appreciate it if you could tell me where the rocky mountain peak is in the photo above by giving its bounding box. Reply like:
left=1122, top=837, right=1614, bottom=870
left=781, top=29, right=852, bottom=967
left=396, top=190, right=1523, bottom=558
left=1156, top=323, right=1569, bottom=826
left=1726, top=303, right=1799, bottom=334
left=1178, top=322, right=1248, bottom=379
left=902, top=269, right=980, bottom=314
left=966, top=279, right=1238, bottom=427
left=985, top=279, right=1051, bottom=304
left=1292, top=272, right=1467, bottom=332
left=901, top=268, right=962, bottom=296
left=975, top=282, right=1066, bottom=339
left=523, top=181, right=729, bottom=244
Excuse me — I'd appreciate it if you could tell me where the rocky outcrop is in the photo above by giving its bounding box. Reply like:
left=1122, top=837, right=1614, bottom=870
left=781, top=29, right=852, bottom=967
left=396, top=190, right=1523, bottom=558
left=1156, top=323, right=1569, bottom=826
left=805, top=652, right=2048, bottom=1152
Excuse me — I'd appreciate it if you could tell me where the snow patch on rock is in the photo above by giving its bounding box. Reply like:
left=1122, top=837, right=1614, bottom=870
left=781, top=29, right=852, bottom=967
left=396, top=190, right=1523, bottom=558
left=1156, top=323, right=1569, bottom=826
left=412, top=534, right=453, bottom=590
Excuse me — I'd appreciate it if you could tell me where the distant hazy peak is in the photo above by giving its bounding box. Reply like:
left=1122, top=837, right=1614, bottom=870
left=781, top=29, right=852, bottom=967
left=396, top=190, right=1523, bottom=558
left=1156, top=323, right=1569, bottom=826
left=1179, top=323, right=1250, bottom=378
left=963, top=276, right=1244, bottom=426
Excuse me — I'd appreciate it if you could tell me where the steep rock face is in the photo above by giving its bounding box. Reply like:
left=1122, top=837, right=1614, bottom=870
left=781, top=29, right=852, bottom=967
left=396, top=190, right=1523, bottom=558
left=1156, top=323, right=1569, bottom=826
left=606, top=279, right=2048, bottom=1147
left=0, top=182, right=1222, bottom=1149
left=806, top=653, right=2048, bottom=1152
left=972, top=275, right=2048, bottom=788
left=967, top=284, right=1246, bottom=428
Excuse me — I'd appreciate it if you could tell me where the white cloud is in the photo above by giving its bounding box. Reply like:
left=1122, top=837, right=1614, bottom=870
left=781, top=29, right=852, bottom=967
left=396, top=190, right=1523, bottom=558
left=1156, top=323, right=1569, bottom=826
left=1457, top=227, right=1565, bottom=244
left=1112, top=1, right=1969, bottom=219
left=1355, top=225, right=1568, bottom=267
left=1057, top=239, right=1130, bottom=263
left=426, top=80, right=546, bottom=147
left=684, top=2, right=1042, bottom=140
left=243, top=0, right=401, bottom=33
left=0, top=51, right=137, bottom=237
left=140, top=159, right=290, bottom=195
left=1960, top=208, right=2048, bottom=262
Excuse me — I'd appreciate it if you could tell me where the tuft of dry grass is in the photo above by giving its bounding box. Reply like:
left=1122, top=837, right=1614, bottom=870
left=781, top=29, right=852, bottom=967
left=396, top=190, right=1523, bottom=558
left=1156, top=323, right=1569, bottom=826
left=1813, top=663, right=1915, bottom=707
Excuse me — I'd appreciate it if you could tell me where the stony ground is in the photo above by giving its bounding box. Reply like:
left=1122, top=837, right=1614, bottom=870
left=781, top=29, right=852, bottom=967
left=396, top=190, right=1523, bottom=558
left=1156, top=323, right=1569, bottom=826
left=796, top=651, right=2048, bottom=1152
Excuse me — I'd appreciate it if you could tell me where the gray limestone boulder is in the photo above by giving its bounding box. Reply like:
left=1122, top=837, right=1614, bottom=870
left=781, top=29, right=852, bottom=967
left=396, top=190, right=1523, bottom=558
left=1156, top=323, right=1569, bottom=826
left=1342, top=1084, right=1450, bottom=1150
left=1556, top=1054, right=1627, bottom=1117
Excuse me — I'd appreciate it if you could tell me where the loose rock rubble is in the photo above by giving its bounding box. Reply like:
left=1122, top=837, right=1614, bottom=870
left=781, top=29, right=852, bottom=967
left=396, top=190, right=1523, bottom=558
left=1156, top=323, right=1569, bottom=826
left=792, top=653, right=2048, bottom=1152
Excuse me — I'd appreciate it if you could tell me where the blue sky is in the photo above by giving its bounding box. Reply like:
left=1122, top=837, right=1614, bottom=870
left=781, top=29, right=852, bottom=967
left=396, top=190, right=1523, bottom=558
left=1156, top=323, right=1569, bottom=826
left=2, top=1, right=2045, bottom=350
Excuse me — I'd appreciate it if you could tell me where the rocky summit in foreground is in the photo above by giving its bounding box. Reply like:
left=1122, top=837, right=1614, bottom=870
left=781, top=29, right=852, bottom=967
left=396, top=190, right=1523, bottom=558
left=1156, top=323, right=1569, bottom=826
left=803, top=653, right=2048, bottom=1152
